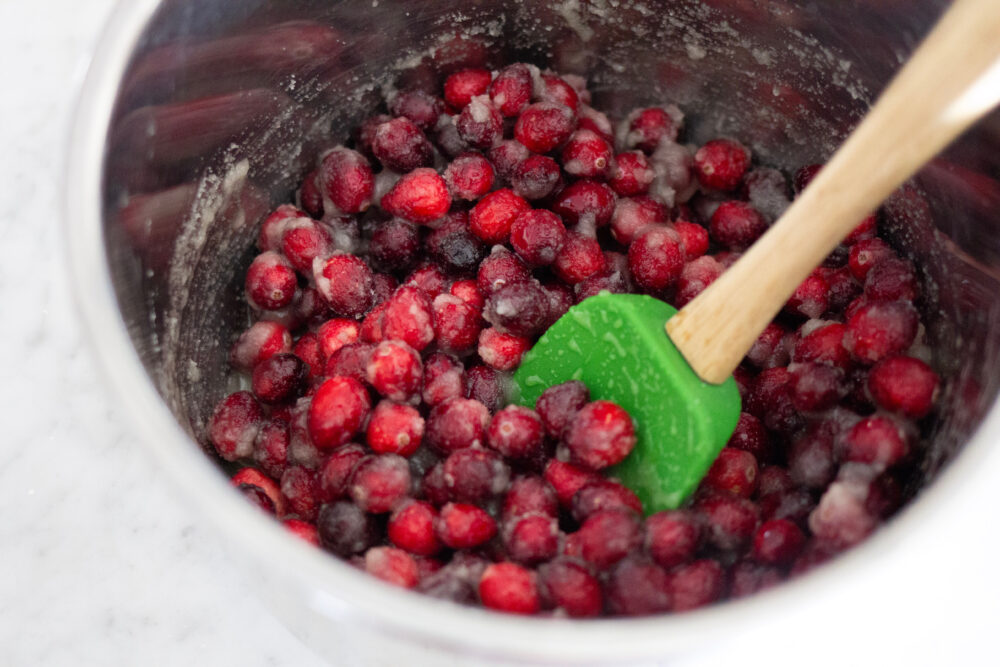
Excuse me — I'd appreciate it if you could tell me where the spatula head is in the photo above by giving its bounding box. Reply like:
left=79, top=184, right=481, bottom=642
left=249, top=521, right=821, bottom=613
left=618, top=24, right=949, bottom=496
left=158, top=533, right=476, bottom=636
left=511, top=293, right=741, bottom=513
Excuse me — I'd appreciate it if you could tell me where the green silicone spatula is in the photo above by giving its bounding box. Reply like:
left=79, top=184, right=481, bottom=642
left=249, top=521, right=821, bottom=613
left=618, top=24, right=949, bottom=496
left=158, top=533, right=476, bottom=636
left=513, top=0, right=1000, bottom=514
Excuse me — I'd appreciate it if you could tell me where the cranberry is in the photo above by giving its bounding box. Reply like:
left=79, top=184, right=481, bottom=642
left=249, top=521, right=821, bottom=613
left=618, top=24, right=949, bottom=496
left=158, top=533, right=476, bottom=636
left=456, top=96, right=503, bottom=149
left=477, top=246, right=531, bottom=294
left=789, top=362, right=846, bottom=411
left=509, top=210, right=567, bottom=267
left=317, top=501, right=379, bottom=556
left=752, top=519, right=806, bottom=565
left=415, top=355, right=463, bottom=408
left=428, top=296, right=478, bottom=355
left=845, top=213, right=878, bottom=244
left=540, top=74, right=580, bottom=110
left=573, top=509, right=643, bottom=570
left=254, top=418, right=290, bottom=479
left=245, top=251, right=297, bottom=311
left=318, top=443, right=366, bottom=501
left=307, top=376, right=371, bottom=450
left=364, top=546, right=420, bottom=588
left=281, top=466, right=320, bottom=521
left=844, top=415, right=909, bottom=466
left=537, top=559, right=603, bottom=617
left=535, top=380, right=589, bottom=439
left=675, top=255, right=724, bottom=307
left=844, top=300, right=919, bottom=364
left=746, top=366, right=802, bottom=433
left=426, top=213, right=487, bottom=276
left=426, top=397, right=491, bottom=453
left=382, top=286, right=435, bottom=351
left=418, top=552, right=487, bottom=604
left=570, top=479, right=643, bottom=521
left=793, top=163, right=823, bottom=193
left=316, top=319, right=361, bottom=360
left=757, top=466, right=795, bottom=497
left=323, top=342, right=374, bottom=383
left=490, top=63, right=534, bottom=117
left=628, top=225, right=684, bottom=292
left=609, top=151, right=654, bottom=196
left=542, top=280, right=576, bottom=325
left=514, top=102, right=576, bottom=154
left=469, top=188, right=531, bottom=244
left=380, top=168, right=452, bottom=225
left=822, top=266, right=862, bottom=311
left=479, top=562, right=540, bottom=614
left=561, top=129, right=612, bottom=179
left=794, top=321, right=851, bottom=370
left=300, top=170, right=324, bottom=218
left=437, top=502, right=498, bottom=549
left=625, top=107, right=681, bottom=153
left=230, top=321, right=291, bottom=372
left=484, top=281, right=551, bottom=338
left=252, top=353, right=308, bottom=404
left=389, top=89, right=444, bottom=131
left=367, top=400, right=424, bottom=457
left=703, top=448, right=759, bottom=498
left=295, top=288, right=332, bottom=329
left=503, top=514, right=559, bottom=565
left=257, top=204, right=305, bottom=251
left=868, top=356, right=939, bottom=418
left=726, top=412, right=772, bottom=462
left=317, top=147, right=375, bottom=214
left=645, top=510, right=700, bottom=569
left=785, top=272, right=830, bottom=320
left=742, top=167, right=791, bottom=222
left=281, top=220, right=333, bottom=275
left=543, top=460, right=601, bottom=506
left=848, top=238, right=895, bottom=281
left=372, top=117, right=434, bottom=172
left=314, top=254, right=375, bottom=319
left=709, top=201, right=768, bottom=249
left=668, top=559, right=725, bottom=611
left=443, top=153, right=495, bottom=200
left=564, top=400, right=637, bottom=470
left=388, top=500, right=442, bottom=556
left=404, top=264, right=450, bottom=298
left=450, top=279, right=486, bottom=311
left=787, top=429, right=837, bottom=490
left=210, top=391, right=263, bottom=461
left=675, top=220, right=710, bottom=260
left=577, top=105, right=614, bottom=143
left=478, top=327, right=531, bottom=371
left=349, top=454, right=411, bottom=513
left=465, top=364, right=507, bottom=413
left=444, top=68, right=493, bottom=110
left=730, top=560, right=784, bottom=598
left=694, top=138, right=750, bottom=191
left=553, top=232, right=606, bottom=285
left=695, top=492, right=760, bottom=552
left=356, top=114, right=393, bottom=158
left=551, top=180, right=616, bottom=228
left=482, top=406, right=543, bottom=461
left=606, top=556, right=672, bottom=615
left=232, top=468, right=285, bottom=516
left=442, top=447, right=510, bottom=502
left=283, top=519, right=320, bottom=546
left=809, top=471, right=878, bottom=550
left=509, top=154, right=562, bottom=201
left=488, top=140, right=531, bottom=180
left=369, top=218, right=421, bottom=272
left=503, top=476, right=559, bottom=521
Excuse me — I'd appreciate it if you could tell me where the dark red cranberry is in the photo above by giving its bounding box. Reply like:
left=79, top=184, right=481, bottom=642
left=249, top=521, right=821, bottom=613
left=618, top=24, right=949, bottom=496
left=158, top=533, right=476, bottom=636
left=469, top=188, right=531, bottom=244
left=844, top=300, right=919, bottom=364
left=844, top=415, right=909, bottom=466
left=542, top=280, right=575, bottom=325
left=868, top=356, right=939, bottom=418
left=443, top=153, right=495, bottom=201
left=628, top=225, right=684, bottom=292
left=486, top=405, right=545, bottom=460
left=257, top=204, right=305, bottom=251
left=575, top=510, right=643, bottom=570
left=509, top=154, right=561, bottom=201
left=675, top=220, right=710, bottom=260
left=422, top=352, right=467, bottom=405
left=609, top=151, right=654, bottom=196
left=479, top=562, right=540, bottom=615
left=668, top=559, right=725, bottom=611
left=537, top=558, right=603, bottom=617
left=675, top=255, right=724, bottom=307
left=551, top=180, right=616, bottom=228
left=625, top=107, right=681, bottom=153
left=456, top=96, right=503, bottom=149
left=245, top=251, right=297, bottom=310
left=403, top=264, right=450, bottom=298
left=561, top=129, right=613, bottom=179
left=318, top=443, right=366, bottom=502
left=822, top=266, right=862, bottom=312
left=543, top=460, right=601, bottom=506
left=503, top=476, right=559, bottom=521
left=349, top=454, right=411, bottom=513
left=389, top=89, right=444, bottom=131
left=425, top=397, right=491, bottom=453
left=785, top=271, right=830, bottom=320
left=564, top=401, right=637, bottom=470
left=323, top=342, right=374, bottom=383
left=380, top=168, right=452, bottom=225
left=231, top=321, right=292, bottom=372
left=280, top=466, right=320, bottom=521
left=294, top=288, right=332, bottom=329
left=703, top=448, right=759, bottom=498
left=254, top=418, right=290, bottom=479
left=726, top=412, right=772, bottom=462
left=570, top=479, right=642, bottom=521
left=793, top=163, right=823, bottom=193
left=483, top=281, right=552, bottom=338
left=488, top=140, right=531, bottom=180
left=443, top=447, right=510, bottom=502
left=388, top=500, right=442, bottom=556
left=367, top=400, right=424, bottom=457
left=540, top=74, right=580, bottom=110
left=364, top=546, right=420, bottom=588
left=426, top=214, right=485, bottom=277
left=372, top=117, right=434, bottom=172
left=490, top=63, right=534, bottom=117
left=645, top=510, right=700, bottom=569
left=747, top=322, right=789, bottom=369
left=314, top=254, right=375, bottom=318
left=746, top=366, right=802, bottom=433
left=694, top=138, right=749, bottom=191
left=252, top=353, right=308, bottom=404
left=759, top=488, right=815, bottom=526
left=299, top=170, right=324, bottom=218
left=695, top=492, right=760, bottom=552
left=477, top=246, right=531, bottom=294
left=509, top=209, right=567, bottom=267
left=864, top=258, right=918, bottom=302
left=535, top=380, right=589, bottom=440
left=477, top=327, right=531, bottom=371
left=232, top=468, right=284, bottom=516
left=356, top=114, right=393, bottom=158
left=317, top=147, right=375, bottom=214
left=757, top=466, right=795, bottom=497
left=281, top=220, right=333, bottom=275
left=515, top=102, right=577, bottom=153
left=606, top=556, right=671, bottom=615
left=210, top=391, right=264, bottom=461
left=730, top=560, right=784, bottom=598
left=417, top=552, right=487, bottom=604
left=466, top=364, right=507, bottom=413
left=848, top=238, right=895, bottom=281
left=317, top=501, right=379, bottom=556
left=382, top=286, right=435, bottom=351
left=369, top=218, right=421, bottom=272
left=553, top=232, right=606, bottom=285
left=444, top=68, right=493, bottom=110
left=794, top=321, right=851, bottom=370
left=789, top=362, right=846, bottom=411
left=752, top=519, right=806, bottom=566
left=504, top=514, right=559, bottom=565
left=787, top=429, right=837, bottom=490
left=307, top=376, right=371, bottom=450
left=709, top=201, right=768, bottom=249
left=437, top=502, right=498, bottom=549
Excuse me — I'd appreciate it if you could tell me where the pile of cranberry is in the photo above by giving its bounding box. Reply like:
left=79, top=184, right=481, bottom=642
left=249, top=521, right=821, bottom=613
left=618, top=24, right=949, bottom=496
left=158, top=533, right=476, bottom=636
left=209, top=62, right=941, bottom=616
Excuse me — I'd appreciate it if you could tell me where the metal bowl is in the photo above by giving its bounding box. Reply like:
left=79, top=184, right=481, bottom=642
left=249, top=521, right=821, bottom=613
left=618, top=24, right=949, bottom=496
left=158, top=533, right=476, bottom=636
left=66, top=0, right=1000, bottom=664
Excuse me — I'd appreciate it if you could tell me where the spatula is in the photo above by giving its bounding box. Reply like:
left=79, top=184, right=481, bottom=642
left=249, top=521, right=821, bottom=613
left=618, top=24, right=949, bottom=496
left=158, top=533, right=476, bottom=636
left=513, top=0, right=1000, bottom=513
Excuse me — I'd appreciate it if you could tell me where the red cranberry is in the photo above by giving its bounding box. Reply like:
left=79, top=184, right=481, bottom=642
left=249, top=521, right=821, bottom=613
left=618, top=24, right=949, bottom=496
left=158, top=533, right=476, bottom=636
left=426, top=397, right=491, bottom=453
left=746, top=366, right=802, bottom=433
left=257, top=204, right=305, bottom=251
left=307, top=376, right=371, bottom=450
left=317, top=501, right=379, bottom=556
left=231, top=321, right=292, bottom=372
left=369, top=218, right=421, bottom=272
left=478, top=327, right=531, bottom=371
left=483, top=281, right=551, bottom=338
left=469, top=188, right=531, bottom=244
left=372, top=117, right=434, bottom=172
left=809, top=471, right=878, bottom=550
left=789, top=362, right=846, bottom=411
left=450, top=279, right=486, bottom=311
left=484, top=406, right=543, bottom=460
left=490, top=63, right=534, bottom=117
left=422, top=352, right=467, bottom=406
left=403, top=264, right=450, bottom=298
left=380, top=168, right=452, bottom=225
left=509, top=210, right=567, bottom=267
left=822, top=266, right=862, bottom=311
left=537, top=558, right=603, bottom=617
left=551, top=180, right=616, bottom=228
left=570, top=479, right=642, bottom=521
left=300, top=170, right=324, bottom=218
left=356, top=114, right=393, bottom=158
left=575, top=510, right=643, bottom=570
left=694, top=138, right=750, bottom=191
left=443, top=153, right=495, bottom=200
left=578, top=104, right=614, bottom=142
left=283, top=519, right=320, bottom=546
left=609, top=151, right=654, bottom=196
left=793, top=163, right=823, bottom=193
left=281, top=220, right=333, bottom=275
left=504, top=514, right=559, bottom=565
left=675, top=255, right=724, bottom=307
left=864, top=258, right=918, bottom=302
left=210, top=391, right=263, bottom=461
left=252, top=353, right=308, bottom=404
left=542, top=280, right=575, bottom=325
left=456, top=96, right=504, bottom=149
left=388, top=500, right=442, bottom=556
left=295, top=288, right=332, bottom=329
left=752, top=519, right=806, bottom=565
left=844, top=415, right=909, bottom=466
left=318, top=443, right=366, bottom=502
left=428, top=295, right=479, bottom=354
left=668, top=559, right=725, bottom=611
left=254, top=418, right=290, bottom=479
left=785, top=272, right=830, bottom=319
left=465, top=364, right=507, bottom=413
left=730, top=561, right=784, bottom=598
left=628, top=225, right=684, bottom=292
left=280, top=466, right=320, bottom=521
left=609, top=192, right=668, bottom=245
left=426, top=213, right=487, bottom=276
left=844, top=300, right=919, bottom=364
left=314, top=254, right=375, bottom=318
left=645, top=510, right=700, bottom=569
left=349, top=453, right=411, bottom=513
left=606, top=556, right=671, bottom=615
left=509, top=154, right=561, bottom=201
left=540, top=74, right=580, bottom=110
left=231, top=468, right=285, bottom=516
left=382, top=286, right=435, bottom=351
left=543, top=460, right=601, bottom=506
left=488, top=140, right=531, bottom=180
left=477, top=246, right=531, bottom=294
left=675, top=220, right=710, bottom=260
left=245, top=251, right=297, bottom=310
left=366, top=339, right=424, bottom=402
left=443, top=447, right=510, bottom=502
left=747, top=322, right=789, bottom=369
left=709, top=201, right=768, bottom=249
left=535, top=380, right=589, bottom=440
left=848, top=238, right=895, bottom=281
left=625, top=107, right=681, bottom=153
left=787, top=429, right=836, bottom=490
left=794, top=321, right=851, bottom=370
left=845, top=212, right=878, bottom=244
left=515, top=102, right=576, bottom=154
left=390, top=89, right=443, bottom=131
left=703, top=448, right=759, bottom=498
left=503, top=476, right=559, bottom=521
left=323, top=342, right=374, bottom=384
left=364, top=546, right=420, bottom=588
left=726, top=412, right=772, bottom=462
left=868, top=356, right=939, bottom=418
left=317, top=147, right=375, bottom=214
left=479, top=562, right=540, bottom=615
left=553, top=232, right=606, bottom=285
left=695, top=492, right=760, bottom=552
left=437, top=502, right=498, bottom=549
left=564, top=401, right=636, bottom=470
left=316, top=319, right=360, bottom=360
left=757, top=466, right=795, bottom=497
left=561, top=129, right=613, bottom=179
left=444, top=68, right=493, bottom=109
left=367, top=400, right=424, bottom=457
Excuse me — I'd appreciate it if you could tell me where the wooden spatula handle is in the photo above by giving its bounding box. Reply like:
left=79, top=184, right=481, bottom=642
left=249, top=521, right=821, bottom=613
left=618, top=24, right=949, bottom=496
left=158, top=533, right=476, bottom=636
left=667, top=0, right=1000, bottom=384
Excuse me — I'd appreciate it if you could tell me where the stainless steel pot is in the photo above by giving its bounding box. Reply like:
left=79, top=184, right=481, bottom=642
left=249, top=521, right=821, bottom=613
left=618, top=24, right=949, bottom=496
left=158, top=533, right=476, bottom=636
left=66, top=1, right=1000, bottom=664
